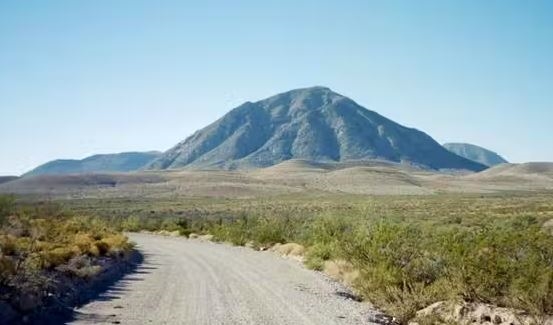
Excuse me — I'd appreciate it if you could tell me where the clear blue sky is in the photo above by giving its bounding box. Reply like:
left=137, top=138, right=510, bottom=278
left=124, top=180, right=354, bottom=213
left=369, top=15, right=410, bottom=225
left=1, top=0, right=552, bottom=175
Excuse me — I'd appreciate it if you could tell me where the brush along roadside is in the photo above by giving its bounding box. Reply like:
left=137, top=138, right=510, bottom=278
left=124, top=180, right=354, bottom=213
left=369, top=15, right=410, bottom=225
left=80, top=193, right=553, bottom=324
left=0, top=196, right=138, bottom=324
left=180, top=216, right=553, bottom=325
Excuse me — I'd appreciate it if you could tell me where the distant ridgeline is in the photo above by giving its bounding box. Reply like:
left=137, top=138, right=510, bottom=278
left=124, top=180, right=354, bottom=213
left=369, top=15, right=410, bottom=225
left=24, top=87, right=494, bottom=177
left=443, top=143, right=508, bottom=167
left=24, top=151, right=161, bottom=176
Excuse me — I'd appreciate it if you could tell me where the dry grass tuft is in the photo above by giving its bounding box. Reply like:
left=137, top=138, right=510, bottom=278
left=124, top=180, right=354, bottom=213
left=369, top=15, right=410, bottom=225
left=323, top=259, right=359, bottom=285
left=270, top=243, right=305, bottom=258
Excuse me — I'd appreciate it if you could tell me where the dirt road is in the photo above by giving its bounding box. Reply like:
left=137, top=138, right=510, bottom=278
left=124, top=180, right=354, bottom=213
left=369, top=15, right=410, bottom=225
left=68, top=233, right=380, bottom=324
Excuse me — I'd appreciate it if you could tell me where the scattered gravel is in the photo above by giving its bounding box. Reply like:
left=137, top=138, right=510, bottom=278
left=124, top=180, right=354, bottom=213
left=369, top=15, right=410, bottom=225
left=69, top=233, right=382, bottom=324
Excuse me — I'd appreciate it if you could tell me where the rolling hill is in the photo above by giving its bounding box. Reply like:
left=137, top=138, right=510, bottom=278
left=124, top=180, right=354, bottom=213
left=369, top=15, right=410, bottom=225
left=3, top=160, right=552, bottom=199
left=24, top=151, right=161, bottom=177
left=443, top=143, right=508, bottom=167
left=469, top=162, right=553, bottom=178
left=148, top=87, right=486, bottom=172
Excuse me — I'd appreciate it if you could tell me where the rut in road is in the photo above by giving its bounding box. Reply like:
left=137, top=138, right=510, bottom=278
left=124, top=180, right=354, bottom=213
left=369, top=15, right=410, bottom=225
left=68, top=233, right=382, bottom=325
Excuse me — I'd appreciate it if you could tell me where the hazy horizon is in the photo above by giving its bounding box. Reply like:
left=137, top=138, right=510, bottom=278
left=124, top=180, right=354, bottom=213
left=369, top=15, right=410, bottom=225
left=1, top=1, right=552, bottom=175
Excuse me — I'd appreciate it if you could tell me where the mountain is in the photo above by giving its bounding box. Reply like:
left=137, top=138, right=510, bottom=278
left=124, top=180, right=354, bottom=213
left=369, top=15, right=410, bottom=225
left=443, top=143, right=508, bottom=167
left=148, top=87, right=486, bottom=172
left=0, top=176, right=18, bottom=184
left=24, top=151, right=161, bottom=177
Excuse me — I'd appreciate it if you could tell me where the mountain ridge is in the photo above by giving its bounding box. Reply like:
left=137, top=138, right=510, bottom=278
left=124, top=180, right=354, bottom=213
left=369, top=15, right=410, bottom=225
left=148, top=87, right=486, bottom=172
left=443, top=143, right=508, bottom=167
left=0, top=176, right=18, bottom=184
left=25, top=151, right=161, bottom=177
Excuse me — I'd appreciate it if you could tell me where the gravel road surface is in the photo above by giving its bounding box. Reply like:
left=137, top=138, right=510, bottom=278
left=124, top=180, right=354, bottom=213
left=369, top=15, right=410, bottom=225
left=69, top=233, right=380, bottom=325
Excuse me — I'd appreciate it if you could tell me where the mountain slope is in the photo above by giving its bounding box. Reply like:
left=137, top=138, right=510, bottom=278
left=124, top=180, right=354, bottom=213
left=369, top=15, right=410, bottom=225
left=0, top=176, right=18, bottom=184
left=25, top=151, right=161, bottom=176
left=149, top=87, right=486, bottom=171
left=443, top=143, right=508, bottom=167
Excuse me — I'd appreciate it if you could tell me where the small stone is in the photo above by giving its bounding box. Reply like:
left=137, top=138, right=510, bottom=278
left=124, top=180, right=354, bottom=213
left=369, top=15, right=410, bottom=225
left=368, top=313, right=395, bottom=324
left=480, top=314, right=492, bottom=322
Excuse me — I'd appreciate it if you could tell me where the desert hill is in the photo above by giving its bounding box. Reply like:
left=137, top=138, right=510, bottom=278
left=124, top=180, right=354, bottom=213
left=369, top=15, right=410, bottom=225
left=3, top=161, right=552, bottom=199
left=148, top=87, right=486, bottom=172
left=443, top=143, right=507, bottom=167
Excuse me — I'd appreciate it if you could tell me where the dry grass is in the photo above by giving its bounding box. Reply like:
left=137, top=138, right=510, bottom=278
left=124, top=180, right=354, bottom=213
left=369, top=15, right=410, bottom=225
left=1, top=160, right=552, bottom=199
left=323, top=259, right=359, bottom=285
left=270, top=243, right=306, bottom=258
left=0, top=196, right=133, bottom=315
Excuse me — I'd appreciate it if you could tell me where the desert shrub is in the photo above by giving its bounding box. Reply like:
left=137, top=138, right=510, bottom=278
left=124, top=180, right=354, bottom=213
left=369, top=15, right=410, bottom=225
left=340, top=222, right=449, bottom=323
left=121, top=215, right=141, bottom=232
left=73, top=264, right=102, bottom=278
left=441, top=225, right=553, bottom=309
left=210, top=216, right=251, bottom=245
left=0, top=234, right=18, bottom=255
left=73, top=233, right=95, bottom=254
left=0, top=196, right=133, bottom=314
left=305, top=243, right=336, bottom=270
left=40, top=246, right=74, bottom=268
left=57, top=255, right=102, bottom=278
left=250, top=217, right=293, bottom=245
left=441, top=227, right=514, bottom=303
left=100, top=233, right=132, bottom=256
left=304, top=214, right=351, bottom=244
left=176, top=219, right=194, bottom=237
left=0, top=195, right=15, bottom=225
left=92, top=240, right=108, bottom=256
left=336, top=222, right=553, bottom=323
left=0, top=255, right=15, bottom=285
left=509, top=265, right=553, bottom=324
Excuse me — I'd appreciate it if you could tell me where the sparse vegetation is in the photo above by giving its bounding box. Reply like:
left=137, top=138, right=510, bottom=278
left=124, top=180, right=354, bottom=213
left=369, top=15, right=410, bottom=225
left=0, top=195, right=133, bottom=319
left=61, top=192, right=553, bottom=324
left=189, top=213, right=553, bottom=323
left=9, top=192, right=553, bottom=323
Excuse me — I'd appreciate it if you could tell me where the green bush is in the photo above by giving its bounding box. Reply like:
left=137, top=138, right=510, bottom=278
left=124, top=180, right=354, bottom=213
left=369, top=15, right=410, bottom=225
left=339, top=222, right=449, bottom=323
left=305, top=243, right=335, bottom=270
left=337, top=222, right=553, bottom=323
left=0, top=195, right=14, bottom=225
